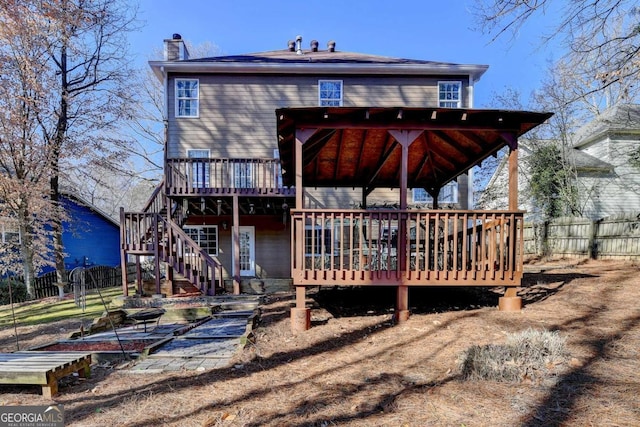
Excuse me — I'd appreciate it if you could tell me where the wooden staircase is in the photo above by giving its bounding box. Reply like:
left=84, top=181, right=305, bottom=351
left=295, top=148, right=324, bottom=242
left=120, top=179, right=224, bottom=296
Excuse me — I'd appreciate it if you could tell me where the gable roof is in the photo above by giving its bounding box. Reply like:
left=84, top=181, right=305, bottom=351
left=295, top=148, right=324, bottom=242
left=573, top=104, right=640, bottom=148
left=571, top=149, right=613, bottom=172
left=60, top=191, right=119, bottom=227
left=150, top=47, right=489, bottom=81
left=277, top=107, right=552, bottom=191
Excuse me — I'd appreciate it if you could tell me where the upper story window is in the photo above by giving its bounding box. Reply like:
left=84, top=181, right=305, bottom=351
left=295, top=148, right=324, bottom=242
left=176, top=79, right=199, bottom=117
left=438, top=81, right=462, bottom=108
left=413, top=182, right=458, bottom=204
left=319, top=80, right=343, bottom=106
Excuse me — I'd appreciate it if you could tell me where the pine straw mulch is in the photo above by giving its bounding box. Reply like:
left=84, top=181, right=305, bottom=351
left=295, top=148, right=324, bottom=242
left=0, top=258, right=639, bottom=426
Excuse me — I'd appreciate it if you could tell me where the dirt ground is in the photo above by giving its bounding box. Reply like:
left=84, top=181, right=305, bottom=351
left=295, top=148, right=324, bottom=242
left=0, top=259, right=639, bottom=427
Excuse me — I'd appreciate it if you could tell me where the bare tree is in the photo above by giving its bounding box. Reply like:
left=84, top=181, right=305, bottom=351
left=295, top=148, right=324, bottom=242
left=34, top=0, right=139, bottom=284
left=0, top=2, right=60, bottom=295
left=127, top=40, right=222, bottom=180
left=474, top=0, right=640, bottom=104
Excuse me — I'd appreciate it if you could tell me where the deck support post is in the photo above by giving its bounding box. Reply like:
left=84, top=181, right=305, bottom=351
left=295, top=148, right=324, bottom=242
left=499, top=286, right=522, bottom=311
left=136, top=257, right=143, bottom=295
left=232, top=195, right=241, bottom=295
left=396, top=285, right=410, bottom=323
left=291, top=285, right=310, bottom=333
left=119, top=209, right=129, bottom=296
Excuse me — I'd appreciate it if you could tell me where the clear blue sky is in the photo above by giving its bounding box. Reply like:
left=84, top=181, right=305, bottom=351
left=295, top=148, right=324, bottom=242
left=131, top=0, right=560, bottom=108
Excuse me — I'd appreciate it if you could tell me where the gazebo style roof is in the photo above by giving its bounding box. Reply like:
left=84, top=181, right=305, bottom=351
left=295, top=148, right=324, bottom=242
left=276, top=107, right=552, bottom=194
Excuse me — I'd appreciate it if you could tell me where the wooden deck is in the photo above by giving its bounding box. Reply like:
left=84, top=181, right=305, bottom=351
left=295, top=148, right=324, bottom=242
left=291, top=209, right=524, bottom=287
left=166, top=157, right=294, bottom=196
left=0, top=352, right=91, bottom=398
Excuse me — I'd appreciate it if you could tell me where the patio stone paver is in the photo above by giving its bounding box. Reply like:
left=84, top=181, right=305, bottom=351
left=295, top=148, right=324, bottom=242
left=121, top=302, right=257, bottom=374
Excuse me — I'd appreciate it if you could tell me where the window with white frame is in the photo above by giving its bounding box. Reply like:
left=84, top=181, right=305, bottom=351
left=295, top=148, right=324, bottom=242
left=0, top=222, right=20, bottom=245
left=183, top=225, right=218, bottom=255
left=438, top=81, right=462, bottom=108
left=175, top=79, right=199, bottom=117
left=412, top=182, right=458, bottom=204
left=305, top=225, right=332, bottom=256
left=188, top=149, right=210, bottom=188
left=318, top=80, right=343, bottom=106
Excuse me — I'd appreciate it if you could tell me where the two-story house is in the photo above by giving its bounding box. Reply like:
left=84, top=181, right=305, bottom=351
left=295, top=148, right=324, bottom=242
left=120, top=35, right=551, bottom=330
left=478, top=104, right=640, bottom=220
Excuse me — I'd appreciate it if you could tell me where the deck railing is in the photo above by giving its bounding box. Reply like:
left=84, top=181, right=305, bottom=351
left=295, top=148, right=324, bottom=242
left=142, top=179, right=165, bottom=215
left=166, top=158, right=294, bottom=196
left=291, top=209, right=524, bottom=286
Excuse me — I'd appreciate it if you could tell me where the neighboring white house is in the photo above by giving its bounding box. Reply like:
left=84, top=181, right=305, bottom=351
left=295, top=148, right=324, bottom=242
left=478, top=104, right=640, bottom=220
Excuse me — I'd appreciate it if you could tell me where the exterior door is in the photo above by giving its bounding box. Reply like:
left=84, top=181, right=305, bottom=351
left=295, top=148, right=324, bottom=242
left=237, top=226, right=255, bottom=276
left=187, top=149, right=210, bottom=189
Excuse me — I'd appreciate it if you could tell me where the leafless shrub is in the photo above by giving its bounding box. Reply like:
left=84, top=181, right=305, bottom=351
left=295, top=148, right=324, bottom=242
left=458, top=329, right=567, bottom=382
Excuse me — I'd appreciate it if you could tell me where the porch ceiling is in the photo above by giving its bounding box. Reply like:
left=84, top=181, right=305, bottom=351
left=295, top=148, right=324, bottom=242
left=276, top=107, right=552, bottom=193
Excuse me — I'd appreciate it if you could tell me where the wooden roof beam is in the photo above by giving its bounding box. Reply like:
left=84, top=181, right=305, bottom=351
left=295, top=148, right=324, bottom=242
left=333, top=129, right=344, bottom=182
left=365, top=136, right=398, bottom=189
left=431, top=130, right=474, bottom=160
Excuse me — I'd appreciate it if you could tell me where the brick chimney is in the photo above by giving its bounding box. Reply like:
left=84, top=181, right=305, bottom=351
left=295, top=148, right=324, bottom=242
left=164, top=33, right=189, bottom=61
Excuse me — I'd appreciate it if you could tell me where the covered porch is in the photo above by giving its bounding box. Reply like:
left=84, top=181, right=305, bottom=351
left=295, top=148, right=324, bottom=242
left=276, top=107, right=552, bottom=331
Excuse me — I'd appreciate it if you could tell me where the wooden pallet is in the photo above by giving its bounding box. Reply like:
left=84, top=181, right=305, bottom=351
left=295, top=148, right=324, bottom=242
left=0, top=351, right=91, bottom=398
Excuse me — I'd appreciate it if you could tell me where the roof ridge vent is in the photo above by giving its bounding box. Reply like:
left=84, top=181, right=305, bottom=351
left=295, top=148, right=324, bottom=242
left=310, top=40, right=319, bottom=52
left=327, top=40, right=336, bottom=52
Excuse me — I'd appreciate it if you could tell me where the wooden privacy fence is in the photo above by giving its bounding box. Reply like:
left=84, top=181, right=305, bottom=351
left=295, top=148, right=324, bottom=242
left=14, top=265, right=131, bottom=300
left=524, top=214, right=640, bottom=259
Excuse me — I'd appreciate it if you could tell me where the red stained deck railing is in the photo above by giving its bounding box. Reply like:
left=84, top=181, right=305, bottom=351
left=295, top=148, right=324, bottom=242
left=291, top=209, right=524, bottom=287
left=166, top=158, right=295, bottom=196
left=120, top=211, right=223, bottom=295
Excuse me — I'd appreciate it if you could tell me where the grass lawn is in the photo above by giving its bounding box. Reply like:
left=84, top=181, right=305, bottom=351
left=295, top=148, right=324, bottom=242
left=0, top=286, right=128, bottom=328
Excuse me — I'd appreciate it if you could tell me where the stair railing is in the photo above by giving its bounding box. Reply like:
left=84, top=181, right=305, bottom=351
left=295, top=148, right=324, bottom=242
left=157, top=214, right=223, bottom=295
left=141, top=178, right=166, bottom=215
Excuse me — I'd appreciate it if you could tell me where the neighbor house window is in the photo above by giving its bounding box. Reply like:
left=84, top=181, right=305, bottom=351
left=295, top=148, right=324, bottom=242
left=319, top=80, right=343, bottom=106
left=176, top=79, right=199, bottom=117
left=188, top=149, right=210, bottom=188
left=0, top=221, right=20, bottom=245
left=413, top=182, right=458, bottom=204
left=438, top=81, right=462, bottom=108
left=183, top=225, right=218, bottom=255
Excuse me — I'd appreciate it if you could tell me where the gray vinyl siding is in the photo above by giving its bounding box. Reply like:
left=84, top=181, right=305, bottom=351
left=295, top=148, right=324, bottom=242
left=216, top=222, right=291, bottom=278
left=167, top=74, right=470, bottom=158
left=479, top=136, right=640, bottom=220
left=580, top=136, right=640, bottom=218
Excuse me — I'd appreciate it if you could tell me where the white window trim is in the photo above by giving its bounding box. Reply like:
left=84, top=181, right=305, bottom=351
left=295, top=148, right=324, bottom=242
left=182, top=224, right=218, bottom=256
left=318, top=79, right=343, bottom=106
left=412, top=182, right=459, bottom=204
left=438, top=81, right=462, bottom=108
left=175, top=78, right=199, bottom=118
left=187, top=148, right=210, bottom=188
left=0, top=222, right=21, bottom=244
